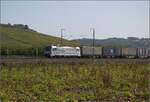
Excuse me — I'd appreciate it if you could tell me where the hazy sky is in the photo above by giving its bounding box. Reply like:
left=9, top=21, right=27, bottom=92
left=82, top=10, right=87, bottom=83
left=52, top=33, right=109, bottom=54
left=1, top=1, right=149, bottom=39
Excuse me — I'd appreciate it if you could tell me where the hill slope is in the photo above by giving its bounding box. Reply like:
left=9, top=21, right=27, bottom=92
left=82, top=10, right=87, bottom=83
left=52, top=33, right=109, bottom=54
left=74, top=37, right=150, bottom=48
left=0, top=24, right=79, bottom=56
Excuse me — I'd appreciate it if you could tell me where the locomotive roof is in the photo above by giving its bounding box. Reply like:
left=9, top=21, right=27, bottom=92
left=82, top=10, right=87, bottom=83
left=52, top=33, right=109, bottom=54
left=51, top=45, right=80, bottom=49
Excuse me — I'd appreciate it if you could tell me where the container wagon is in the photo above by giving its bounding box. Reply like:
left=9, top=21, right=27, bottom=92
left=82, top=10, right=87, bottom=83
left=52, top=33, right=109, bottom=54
left=102, top=47, right=122, bottom=58
left=122, top=48, right=137, bottom=58
left=81, top=46, right=102, bottom=58
left=147, top=48, right=150, bottom=58
left=137, top=48, right=149, bottom=58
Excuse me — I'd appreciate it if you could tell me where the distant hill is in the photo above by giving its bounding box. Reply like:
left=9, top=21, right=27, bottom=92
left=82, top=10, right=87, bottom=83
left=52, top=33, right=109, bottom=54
left=74, top=37, right=150, bottom=48
left=0, top=23, right=79, bottom=56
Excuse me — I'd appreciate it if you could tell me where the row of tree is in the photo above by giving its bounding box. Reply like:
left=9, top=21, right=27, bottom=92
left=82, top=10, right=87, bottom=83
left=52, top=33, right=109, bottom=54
left=0, top=23, right=36, bottom=32
left=0, top=48, right=44, bottom=56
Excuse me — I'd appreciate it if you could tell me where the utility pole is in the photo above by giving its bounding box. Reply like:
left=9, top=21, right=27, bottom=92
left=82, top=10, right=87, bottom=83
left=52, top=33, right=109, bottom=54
left=149, top=30, right=150, bottom=40
left=60, top=28, right=65, bottom=46
left=90, top=28, right=95, bottom=58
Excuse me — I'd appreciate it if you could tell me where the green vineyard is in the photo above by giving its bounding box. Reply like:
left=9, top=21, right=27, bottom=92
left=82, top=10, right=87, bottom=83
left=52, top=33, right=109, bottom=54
left=0, top=59, right=149, bottom=101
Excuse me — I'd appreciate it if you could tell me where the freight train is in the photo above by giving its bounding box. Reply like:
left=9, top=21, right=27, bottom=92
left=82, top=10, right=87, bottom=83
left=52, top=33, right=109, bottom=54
left=44, top=45, right=150, bottom=58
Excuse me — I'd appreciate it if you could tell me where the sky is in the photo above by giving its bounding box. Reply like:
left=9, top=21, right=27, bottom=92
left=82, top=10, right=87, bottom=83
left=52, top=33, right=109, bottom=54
left=1, top=1, right=149, bottom=39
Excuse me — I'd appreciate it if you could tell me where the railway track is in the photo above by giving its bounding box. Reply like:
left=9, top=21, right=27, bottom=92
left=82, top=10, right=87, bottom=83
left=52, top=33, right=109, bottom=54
left=0, top=58, right=150, bottom=65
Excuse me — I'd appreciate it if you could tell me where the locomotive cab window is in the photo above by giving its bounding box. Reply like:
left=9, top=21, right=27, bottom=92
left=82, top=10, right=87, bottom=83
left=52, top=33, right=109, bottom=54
left=52, top=48, right=57, bottom=51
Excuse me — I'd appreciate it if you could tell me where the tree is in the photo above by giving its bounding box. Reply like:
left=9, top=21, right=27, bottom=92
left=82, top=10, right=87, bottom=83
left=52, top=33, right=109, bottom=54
left=8, top=23, right=11, bottom=26
left=24, top=25, right=29, bottom=29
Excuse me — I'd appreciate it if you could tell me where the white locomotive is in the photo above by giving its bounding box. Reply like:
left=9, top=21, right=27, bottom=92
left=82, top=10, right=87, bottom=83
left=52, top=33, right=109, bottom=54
left=44, top=45, right=81, bottom=57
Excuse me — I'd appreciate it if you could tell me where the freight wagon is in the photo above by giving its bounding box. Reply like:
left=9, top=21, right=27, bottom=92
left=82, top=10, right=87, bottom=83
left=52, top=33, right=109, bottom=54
left=102, top=47, right=122, bottom=58
left=81, top=46, right=102, bottom=58
left=137, top=48, right=149, bottom=58
left=147, top=48, right=150, bottom=58
left=122, top=48, right=137, bottom=58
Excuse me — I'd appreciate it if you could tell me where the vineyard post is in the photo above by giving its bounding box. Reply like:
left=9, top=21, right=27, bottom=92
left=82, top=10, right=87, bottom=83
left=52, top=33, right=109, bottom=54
left=6, top=49, right=9, bottom=58
left=36, top=48, right=38, bottom=59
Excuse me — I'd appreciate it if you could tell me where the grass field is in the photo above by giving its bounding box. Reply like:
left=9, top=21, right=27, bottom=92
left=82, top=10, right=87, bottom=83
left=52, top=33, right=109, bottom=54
left=0, top=59, right=150, bottom=102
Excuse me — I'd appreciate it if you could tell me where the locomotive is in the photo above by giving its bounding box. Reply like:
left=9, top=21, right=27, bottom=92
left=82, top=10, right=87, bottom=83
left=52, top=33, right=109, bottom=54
left=44, top=45, right=150, bottom=58
left=44, top=45, right=80, bottom=57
